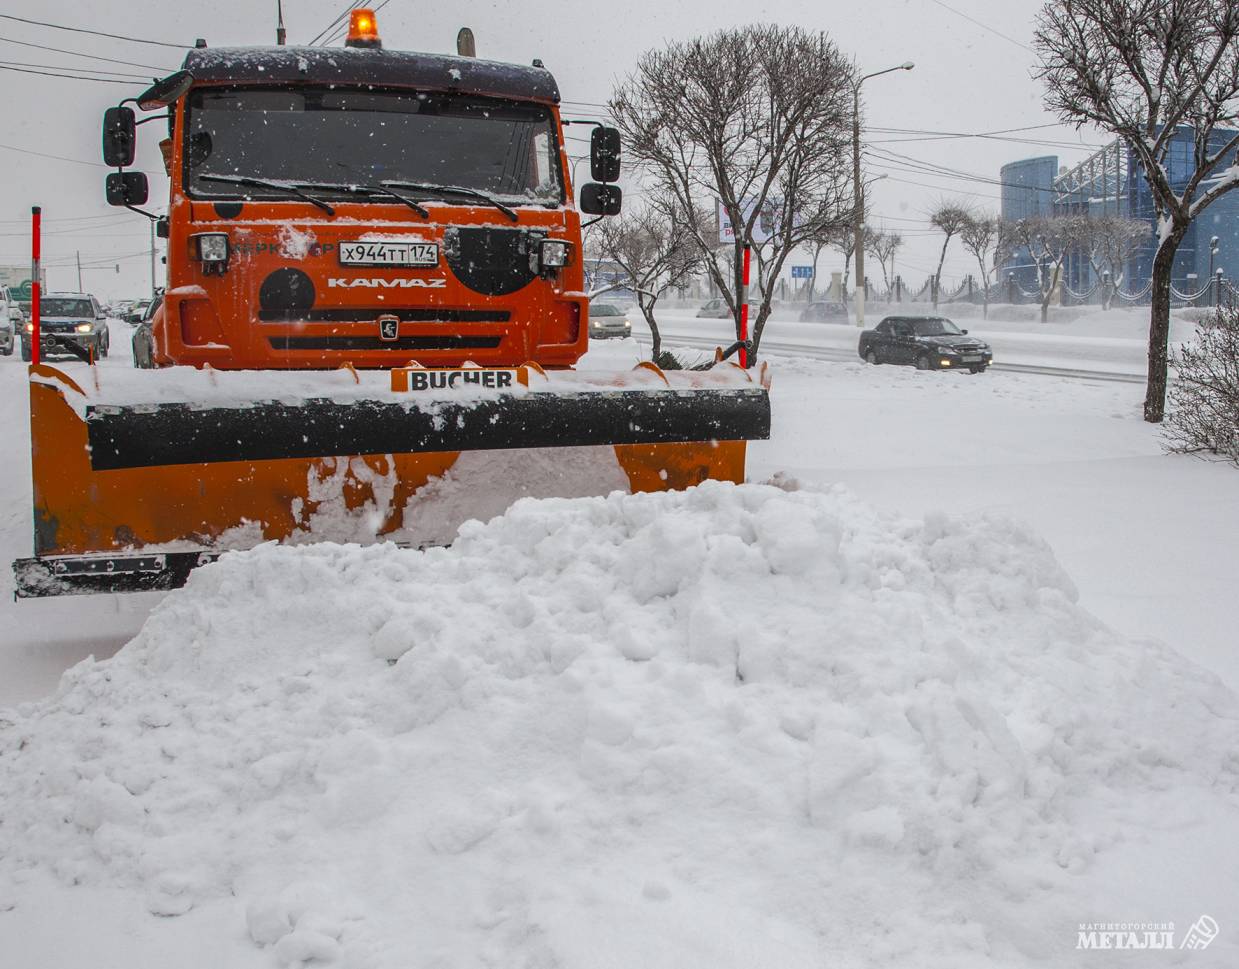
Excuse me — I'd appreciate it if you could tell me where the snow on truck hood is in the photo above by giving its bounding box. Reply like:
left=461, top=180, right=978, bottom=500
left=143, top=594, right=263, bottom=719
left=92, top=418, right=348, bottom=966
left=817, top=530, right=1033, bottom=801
left=1, top=481, right=1236, bottom=967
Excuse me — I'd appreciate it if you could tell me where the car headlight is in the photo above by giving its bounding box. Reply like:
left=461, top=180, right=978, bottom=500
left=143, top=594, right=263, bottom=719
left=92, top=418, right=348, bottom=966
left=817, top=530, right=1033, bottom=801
left=25, top=322, right=33, bottom=333
left=75, top=323, right=93, bottom=333
left=540, top=239, right=570, bottom=269
left=194, top=233, right=229, bottom=263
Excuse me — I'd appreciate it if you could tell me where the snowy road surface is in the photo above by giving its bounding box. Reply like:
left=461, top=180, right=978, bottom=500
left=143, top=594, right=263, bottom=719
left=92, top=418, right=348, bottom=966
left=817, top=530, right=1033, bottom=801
left=1, top=311, right=1237, bottom=967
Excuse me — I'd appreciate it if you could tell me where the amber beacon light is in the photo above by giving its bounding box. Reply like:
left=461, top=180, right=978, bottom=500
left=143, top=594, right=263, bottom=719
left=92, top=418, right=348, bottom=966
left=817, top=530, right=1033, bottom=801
left=345, top=9, right=381, bottom=48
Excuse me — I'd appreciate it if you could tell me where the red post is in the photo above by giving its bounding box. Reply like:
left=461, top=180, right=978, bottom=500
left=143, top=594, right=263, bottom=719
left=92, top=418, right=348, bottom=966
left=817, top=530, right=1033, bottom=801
left=738, top=244, right=751, bottom=368
left=30, top=206, right=41, bottom=367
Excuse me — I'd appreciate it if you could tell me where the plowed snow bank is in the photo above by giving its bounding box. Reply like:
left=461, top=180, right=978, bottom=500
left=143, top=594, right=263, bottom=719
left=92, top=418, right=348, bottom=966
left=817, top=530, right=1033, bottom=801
left=2, top=481, right=1236, bottom=967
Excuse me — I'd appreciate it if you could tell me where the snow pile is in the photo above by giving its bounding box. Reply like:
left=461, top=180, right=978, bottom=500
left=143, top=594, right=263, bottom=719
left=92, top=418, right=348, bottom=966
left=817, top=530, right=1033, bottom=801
left=1, top=481, right=1236, bottom=968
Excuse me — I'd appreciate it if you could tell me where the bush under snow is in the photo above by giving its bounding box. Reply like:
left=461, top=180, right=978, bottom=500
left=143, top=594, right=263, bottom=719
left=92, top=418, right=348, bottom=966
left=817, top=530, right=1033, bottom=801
left=1, top=481, right=1236, bottom=968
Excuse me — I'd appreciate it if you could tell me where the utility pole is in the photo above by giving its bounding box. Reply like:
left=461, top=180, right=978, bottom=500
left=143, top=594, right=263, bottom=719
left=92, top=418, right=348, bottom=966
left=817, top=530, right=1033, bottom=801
left=276, top=0, right=287, bottom=45
left=76, top=250, right=82, bottom=292
left=852, top=61, right=914, bottom=328
left=150, top=220, right=156, bottom=298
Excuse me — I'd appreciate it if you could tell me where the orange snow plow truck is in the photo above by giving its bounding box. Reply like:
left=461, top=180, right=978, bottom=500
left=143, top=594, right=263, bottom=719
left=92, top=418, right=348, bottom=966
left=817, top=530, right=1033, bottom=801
left=15, top=11, right=770, bottom=597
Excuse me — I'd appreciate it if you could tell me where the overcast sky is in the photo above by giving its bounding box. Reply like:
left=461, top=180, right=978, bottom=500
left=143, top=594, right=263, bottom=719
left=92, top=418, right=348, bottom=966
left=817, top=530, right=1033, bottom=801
left=0, top=0, right=1108, bottom=300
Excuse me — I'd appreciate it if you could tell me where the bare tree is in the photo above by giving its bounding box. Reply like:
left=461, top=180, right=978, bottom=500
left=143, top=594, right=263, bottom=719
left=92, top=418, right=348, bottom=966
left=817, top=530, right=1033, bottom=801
left=799, top=224, right=837, bottom=302
left=830, top=226, right=857, bottom=297
left=1077, top=216, right=1151, bottom=309
left=959, top=214, right=1000, bottom=318
left=594, top=198, right=704, bottom=359
left=1002, top=215, right=1086, bottom=322
left=611, top=25, right=855, bottom=359
left=929, top=202, right=973, bottom=307
left=1035, top=0, right=1239, bottom=422
left=866, top=230, right=903, bottom=295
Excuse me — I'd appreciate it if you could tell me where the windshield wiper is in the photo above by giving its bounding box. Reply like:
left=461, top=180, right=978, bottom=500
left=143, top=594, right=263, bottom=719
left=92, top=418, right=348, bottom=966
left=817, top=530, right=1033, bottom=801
left=338, top=183, right=430, bottom=219
left=381, top=181, right=519, bottom=222
left=199, top=174, right=335, bottom=215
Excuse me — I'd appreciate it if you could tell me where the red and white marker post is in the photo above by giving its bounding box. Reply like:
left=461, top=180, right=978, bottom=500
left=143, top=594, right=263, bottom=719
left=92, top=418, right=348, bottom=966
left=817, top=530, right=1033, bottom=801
left=738, top=244, right=750, bottom=368
left=30, top=206, right=41, bottom=367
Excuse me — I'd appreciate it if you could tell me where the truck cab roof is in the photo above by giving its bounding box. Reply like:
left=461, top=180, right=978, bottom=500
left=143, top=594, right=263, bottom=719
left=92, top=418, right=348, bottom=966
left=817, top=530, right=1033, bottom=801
left=181, top=45, right=560, bottom=104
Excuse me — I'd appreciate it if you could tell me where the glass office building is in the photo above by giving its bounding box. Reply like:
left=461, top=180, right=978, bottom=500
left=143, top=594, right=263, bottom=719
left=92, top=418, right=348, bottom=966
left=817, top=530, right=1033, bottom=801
left=1000, top=127, right=1239, bottom=300
left=999, top=156, right=1058, bottom=292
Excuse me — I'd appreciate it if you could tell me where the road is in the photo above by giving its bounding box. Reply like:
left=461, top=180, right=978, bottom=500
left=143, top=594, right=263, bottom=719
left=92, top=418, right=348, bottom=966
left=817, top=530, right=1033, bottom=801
left=649, top=309, right=1151, bottom=382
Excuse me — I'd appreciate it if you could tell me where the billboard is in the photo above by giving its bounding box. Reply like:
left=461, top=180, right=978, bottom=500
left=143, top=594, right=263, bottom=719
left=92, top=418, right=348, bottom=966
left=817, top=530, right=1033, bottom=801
left=717, top=199, right=781, bottom=244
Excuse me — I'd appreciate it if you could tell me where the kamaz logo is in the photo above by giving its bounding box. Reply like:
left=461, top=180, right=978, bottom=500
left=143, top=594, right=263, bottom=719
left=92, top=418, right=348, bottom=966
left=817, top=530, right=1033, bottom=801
left=327, top=278, right=447, bottom=289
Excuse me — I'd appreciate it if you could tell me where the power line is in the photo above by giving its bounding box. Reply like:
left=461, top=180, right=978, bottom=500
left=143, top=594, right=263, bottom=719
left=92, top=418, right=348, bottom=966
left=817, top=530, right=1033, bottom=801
left=0, top=57, right=151, bottom=78
left=0, top=141, right=158, bottom=174
left=307, top=0, right=361, bottom=46
left=922, top=0, right=1035, bottom=53
left=0, top=35, right=172, bottom=71
left=0, top=63, right=136, bottom=84
left=0, top=13, right=186, bottom=49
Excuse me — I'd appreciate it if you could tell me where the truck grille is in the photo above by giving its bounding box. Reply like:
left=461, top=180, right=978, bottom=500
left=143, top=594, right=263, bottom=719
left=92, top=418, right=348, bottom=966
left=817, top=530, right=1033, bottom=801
left=268, top=336, right=502, bottom=352
left=258, top=308, right=511, bottom=323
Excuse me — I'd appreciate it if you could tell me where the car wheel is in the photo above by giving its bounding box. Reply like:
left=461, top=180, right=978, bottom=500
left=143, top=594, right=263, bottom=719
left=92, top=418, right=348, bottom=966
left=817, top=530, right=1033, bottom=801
left=915, top=354, right=931, bottom=371
left=969, top=365, right=986, bottom=374
left=865, top=349, right=880, bottom=366
left=1, top=341, right=12, bottom=357
left=20, top=342, right=31, bottom=362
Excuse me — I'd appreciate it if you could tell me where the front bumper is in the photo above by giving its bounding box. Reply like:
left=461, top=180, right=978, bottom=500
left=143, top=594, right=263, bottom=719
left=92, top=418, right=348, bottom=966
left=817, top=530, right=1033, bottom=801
left=934, top=350, right=992, bottom=369
left=25, top=332, right=103, bottom=357
left=589, top=326, right=631, bottom=340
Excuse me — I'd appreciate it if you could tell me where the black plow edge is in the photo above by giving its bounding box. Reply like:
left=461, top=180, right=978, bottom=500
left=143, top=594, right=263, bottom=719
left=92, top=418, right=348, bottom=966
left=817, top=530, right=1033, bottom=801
left=85, top=388, right=772, bottom=471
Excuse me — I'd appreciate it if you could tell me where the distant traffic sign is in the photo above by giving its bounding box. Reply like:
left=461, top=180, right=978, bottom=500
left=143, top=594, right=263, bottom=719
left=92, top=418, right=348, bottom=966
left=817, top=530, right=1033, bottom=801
left=791, top=265, right=814, bottom=279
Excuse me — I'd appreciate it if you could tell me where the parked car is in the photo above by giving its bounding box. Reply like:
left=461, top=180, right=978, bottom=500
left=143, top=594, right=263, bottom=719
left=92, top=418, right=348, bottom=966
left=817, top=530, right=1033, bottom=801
left=858, top=315, right=992, bottom=373
left=20, top=292, right=110, bottom=362
left=588, top=301, right=632, bottom=340
left=799, top=300, right=849, bottom=323
left=0, top=284, right=20, bottom=356
left=125, top=300, right=151, bottom=324
left=132, top=295, right=162, bottom=368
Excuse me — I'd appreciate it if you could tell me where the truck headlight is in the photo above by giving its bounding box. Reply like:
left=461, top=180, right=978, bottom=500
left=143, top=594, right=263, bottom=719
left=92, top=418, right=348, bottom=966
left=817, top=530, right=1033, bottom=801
left=540, top=239, right=570, bottom=268
left=194, top=233, right=229, bottom=263
left=75, top=323, right=93, bottom=333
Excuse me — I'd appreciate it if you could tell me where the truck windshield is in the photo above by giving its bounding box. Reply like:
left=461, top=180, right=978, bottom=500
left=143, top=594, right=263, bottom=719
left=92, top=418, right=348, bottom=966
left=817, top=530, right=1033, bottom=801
left=183, top=87, right=564, bottom=207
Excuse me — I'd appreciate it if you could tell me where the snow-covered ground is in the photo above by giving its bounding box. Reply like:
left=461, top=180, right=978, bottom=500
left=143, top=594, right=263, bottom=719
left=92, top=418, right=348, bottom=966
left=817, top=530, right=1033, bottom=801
left=1, top=312, right=1237, bottom=967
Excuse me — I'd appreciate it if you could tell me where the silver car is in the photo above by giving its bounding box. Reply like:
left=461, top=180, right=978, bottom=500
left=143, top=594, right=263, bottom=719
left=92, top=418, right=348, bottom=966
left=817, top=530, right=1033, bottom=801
left=20, top=292, right=111, bottom=362
left=0, top=286, right=19, bottom=356
left=588, top=302, right=632, bottom=340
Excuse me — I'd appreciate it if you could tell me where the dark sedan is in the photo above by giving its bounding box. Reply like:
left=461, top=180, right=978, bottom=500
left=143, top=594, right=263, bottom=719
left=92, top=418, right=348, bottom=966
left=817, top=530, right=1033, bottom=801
left=858, top=315, right=992, bottom=373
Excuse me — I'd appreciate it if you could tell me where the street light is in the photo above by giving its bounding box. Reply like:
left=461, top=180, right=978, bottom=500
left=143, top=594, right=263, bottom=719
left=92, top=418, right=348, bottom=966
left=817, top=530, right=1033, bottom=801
left=853, top=61, right=914, bottom=328
left=1209, top=235, right=1219, bottom=281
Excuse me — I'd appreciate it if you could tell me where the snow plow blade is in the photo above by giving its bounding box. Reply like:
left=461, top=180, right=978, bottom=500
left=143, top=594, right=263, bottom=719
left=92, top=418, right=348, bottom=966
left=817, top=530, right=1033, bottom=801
left=16, top=363, right=770, bottom=597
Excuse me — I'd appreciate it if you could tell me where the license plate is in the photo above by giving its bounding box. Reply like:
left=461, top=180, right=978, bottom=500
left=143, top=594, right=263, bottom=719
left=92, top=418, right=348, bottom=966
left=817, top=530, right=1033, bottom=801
left=339, top=241, right=438, bottom=266
left=962, top=354, right=981, bottom=363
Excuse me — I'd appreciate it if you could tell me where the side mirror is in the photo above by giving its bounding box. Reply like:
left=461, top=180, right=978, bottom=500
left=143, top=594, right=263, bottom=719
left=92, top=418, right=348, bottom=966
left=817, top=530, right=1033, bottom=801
left=962, top=328, right=969, bottom=334
left=580, top=182, right=622, bottom=216
left=137, top=70, right=194, bottom=111
left=103, top=106, right=136, bottom=167
left=590, top=126, right=621, bottom=182
left=106, top=171, right=149, bottom=207
left=8, top=307, right=22, bottom=322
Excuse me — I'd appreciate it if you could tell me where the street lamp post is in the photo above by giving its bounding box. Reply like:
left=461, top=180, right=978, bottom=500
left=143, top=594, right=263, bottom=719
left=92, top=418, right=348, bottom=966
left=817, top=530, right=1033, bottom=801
left=853, top=61, right=913, bottom=328
left=1208, top=235, right=1219, bottom=281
